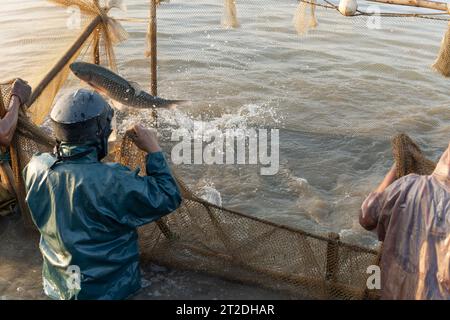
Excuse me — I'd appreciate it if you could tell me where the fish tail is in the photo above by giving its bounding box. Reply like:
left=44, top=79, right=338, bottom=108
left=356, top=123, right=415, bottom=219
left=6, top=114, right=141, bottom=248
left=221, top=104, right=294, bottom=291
left=159, top=99, right=191, bottom=109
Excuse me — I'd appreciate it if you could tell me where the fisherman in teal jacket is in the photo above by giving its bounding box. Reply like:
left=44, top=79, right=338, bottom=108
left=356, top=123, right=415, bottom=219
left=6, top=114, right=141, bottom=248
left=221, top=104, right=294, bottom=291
left=23, top=89, right=182, bottom=300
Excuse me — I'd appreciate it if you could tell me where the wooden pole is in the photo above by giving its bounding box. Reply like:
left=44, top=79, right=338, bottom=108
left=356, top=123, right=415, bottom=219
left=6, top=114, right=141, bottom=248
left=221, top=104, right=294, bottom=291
left=28, top=15, right=102, bottom=106
left=9, top=136, right=34, bottom=228
left=366, top=0, right=449, bottom=12
left=150, top=0, right=157, bottom=96
left=0, top=93, right=18, bottom=198
left=93, top=27, right=101, bottom=65
left=0, top=163, right=15, bottom=198
left=325, top=232, right=340, bottom=298
left=93, top=1, right=101, bottom=65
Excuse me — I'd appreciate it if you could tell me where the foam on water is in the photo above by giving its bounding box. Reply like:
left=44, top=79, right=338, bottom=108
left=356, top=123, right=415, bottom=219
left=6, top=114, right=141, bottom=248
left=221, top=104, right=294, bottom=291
left=196, top=182, right=223, bottom=207
left=156, top=102, right=284, bottom=136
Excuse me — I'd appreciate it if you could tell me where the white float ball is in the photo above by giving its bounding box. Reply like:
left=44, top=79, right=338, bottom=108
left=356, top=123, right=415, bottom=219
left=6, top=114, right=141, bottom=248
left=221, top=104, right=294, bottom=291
left=339, top=0, right=358, bottom=16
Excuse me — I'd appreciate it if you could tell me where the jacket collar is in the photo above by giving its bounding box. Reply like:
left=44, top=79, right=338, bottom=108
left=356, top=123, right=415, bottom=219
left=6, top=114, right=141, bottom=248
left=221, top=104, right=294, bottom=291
left=57, top=143, right=99, bottom=163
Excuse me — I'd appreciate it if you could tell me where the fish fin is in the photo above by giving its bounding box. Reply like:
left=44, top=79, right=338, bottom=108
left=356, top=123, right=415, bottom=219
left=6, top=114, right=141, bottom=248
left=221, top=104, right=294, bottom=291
left=129, top=81, right=143, bottom=96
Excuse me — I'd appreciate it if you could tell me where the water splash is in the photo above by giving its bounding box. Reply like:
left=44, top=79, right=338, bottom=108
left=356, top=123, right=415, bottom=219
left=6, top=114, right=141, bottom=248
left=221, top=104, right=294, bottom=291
left=157, top=103, right=283, bottom=136
left=196, top=181, right=223, bottom=207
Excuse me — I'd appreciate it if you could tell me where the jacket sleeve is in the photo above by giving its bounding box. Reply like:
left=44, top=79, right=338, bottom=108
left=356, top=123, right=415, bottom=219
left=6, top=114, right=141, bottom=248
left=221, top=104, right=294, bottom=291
left=359, top=178, right=405, bottom=240
left=106, top=151, right=182, bottom=228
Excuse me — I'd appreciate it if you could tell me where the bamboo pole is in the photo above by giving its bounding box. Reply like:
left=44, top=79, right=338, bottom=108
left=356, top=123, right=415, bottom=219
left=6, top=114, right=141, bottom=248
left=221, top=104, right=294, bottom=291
left=156, top=219, right=176, bottom=240
left=325, top=232, right=340, bottom=281
left=0, top=93, right=18, bottom=198
left=325, top=232, right=340, bottom=298
left=149, top=0, right=157, bottom=96
left=9, top=136, right=34, bottom=228
left=0, top=158, right=16, bottom=197
left=366, top=0, right=449, bottom=12
left=16, top=116, right=55, bottom=148
left=363, top=243, right=383, bottom=300
left=28, top=15, right=102, bottom=106
left=93, top=0, right=101, bottom=65
left=93, top=28, right=101, bottom=65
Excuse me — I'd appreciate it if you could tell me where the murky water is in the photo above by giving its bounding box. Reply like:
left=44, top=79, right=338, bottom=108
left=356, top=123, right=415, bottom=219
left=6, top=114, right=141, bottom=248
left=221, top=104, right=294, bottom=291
left=1, top=0, right=450, bottom=298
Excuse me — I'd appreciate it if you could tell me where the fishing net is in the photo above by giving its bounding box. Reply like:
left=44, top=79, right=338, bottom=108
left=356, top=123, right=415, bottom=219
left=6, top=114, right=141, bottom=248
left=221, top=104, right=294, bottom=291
left=28, top=44, right=85, bottom=125
left=115, top=133, right=382, bottom=300
left=222, top=0, right=240, bottom=28
left=0, top=82, right=55, bottom=226
left=4, top=84, right=435, bottom=299
left=293, top=0, right=318, bottom=35
left=391, top=133, right=437, bottom=179
left=0, top=79, right=382, bottom=299
left=20, top=0, right=450, bottom=300
left=48, top=0, right=129, bottom=71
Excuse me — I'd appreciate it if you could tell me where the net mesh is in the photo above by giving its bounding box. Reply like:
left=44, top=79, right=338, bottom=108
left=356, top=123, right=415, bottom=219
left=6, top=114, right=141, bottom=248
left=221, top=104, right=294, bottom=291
left=114, top=133, right=382, bottom=300
left=0, top=83, right=55, bottom=226
left=19, top=0, right=450, bottom=300
left=27, top=44, right=84, bottom=125
left=0, top=80, right=383, bottom=299
left=392, top=133, right=437, bottom=179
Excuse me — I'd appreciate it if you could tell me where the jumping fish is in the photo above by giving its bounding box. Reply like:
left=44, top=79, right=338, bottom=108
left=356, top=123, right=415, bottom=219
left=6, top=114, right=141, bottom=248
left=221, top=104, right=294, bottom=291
left=70, top=62, right=187, bottom=109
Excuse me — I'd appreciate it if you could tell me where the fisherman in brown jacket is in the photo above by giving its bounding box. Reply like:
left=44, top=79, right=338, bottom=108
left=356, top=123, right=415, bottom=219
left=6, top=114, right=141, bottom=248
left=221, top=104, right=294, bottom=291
left=360, top=144, right=450, bottom=300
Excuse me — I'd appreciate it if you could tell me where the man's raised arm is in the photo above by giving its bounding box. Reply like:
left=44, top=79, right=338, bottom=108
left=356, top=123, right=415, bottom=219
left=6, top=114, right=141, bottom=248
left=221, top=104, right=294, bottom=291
left=0, top=79, right=31, bottom=146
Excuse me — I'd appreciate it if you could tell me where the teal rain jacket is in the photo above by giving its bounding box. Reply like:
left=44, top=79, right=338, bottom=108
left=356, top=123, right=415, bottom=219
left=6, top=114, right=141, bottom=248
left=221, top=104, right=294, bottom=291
left=23, top=144, right=182, bottom=300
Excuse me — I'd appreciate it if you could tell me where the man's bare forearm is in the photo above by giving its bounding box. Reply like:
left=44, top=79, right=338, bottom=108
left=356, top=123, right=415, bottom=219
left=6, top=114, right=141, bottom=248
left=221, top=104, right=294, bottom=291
left=0, top=96, right=20, bottom=146
left=359, top=164, right=397, bottom=232
left=375, top=164, right=397, bottom=193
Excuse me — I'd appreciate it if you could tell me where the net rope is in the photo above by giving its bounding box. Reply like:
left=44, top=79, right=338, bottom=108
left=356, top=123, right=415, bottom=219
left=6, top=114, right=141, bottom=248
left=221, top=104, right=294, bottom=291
left=300, top=0, right=450, bottom=21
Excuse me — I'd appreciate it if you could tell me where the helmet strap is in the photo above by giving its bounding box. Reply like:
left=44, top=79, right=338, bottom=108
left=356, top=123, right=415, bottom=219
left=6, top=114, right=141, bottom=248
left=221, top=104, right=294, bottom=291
left=50, top=140, right=96, bottom=169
